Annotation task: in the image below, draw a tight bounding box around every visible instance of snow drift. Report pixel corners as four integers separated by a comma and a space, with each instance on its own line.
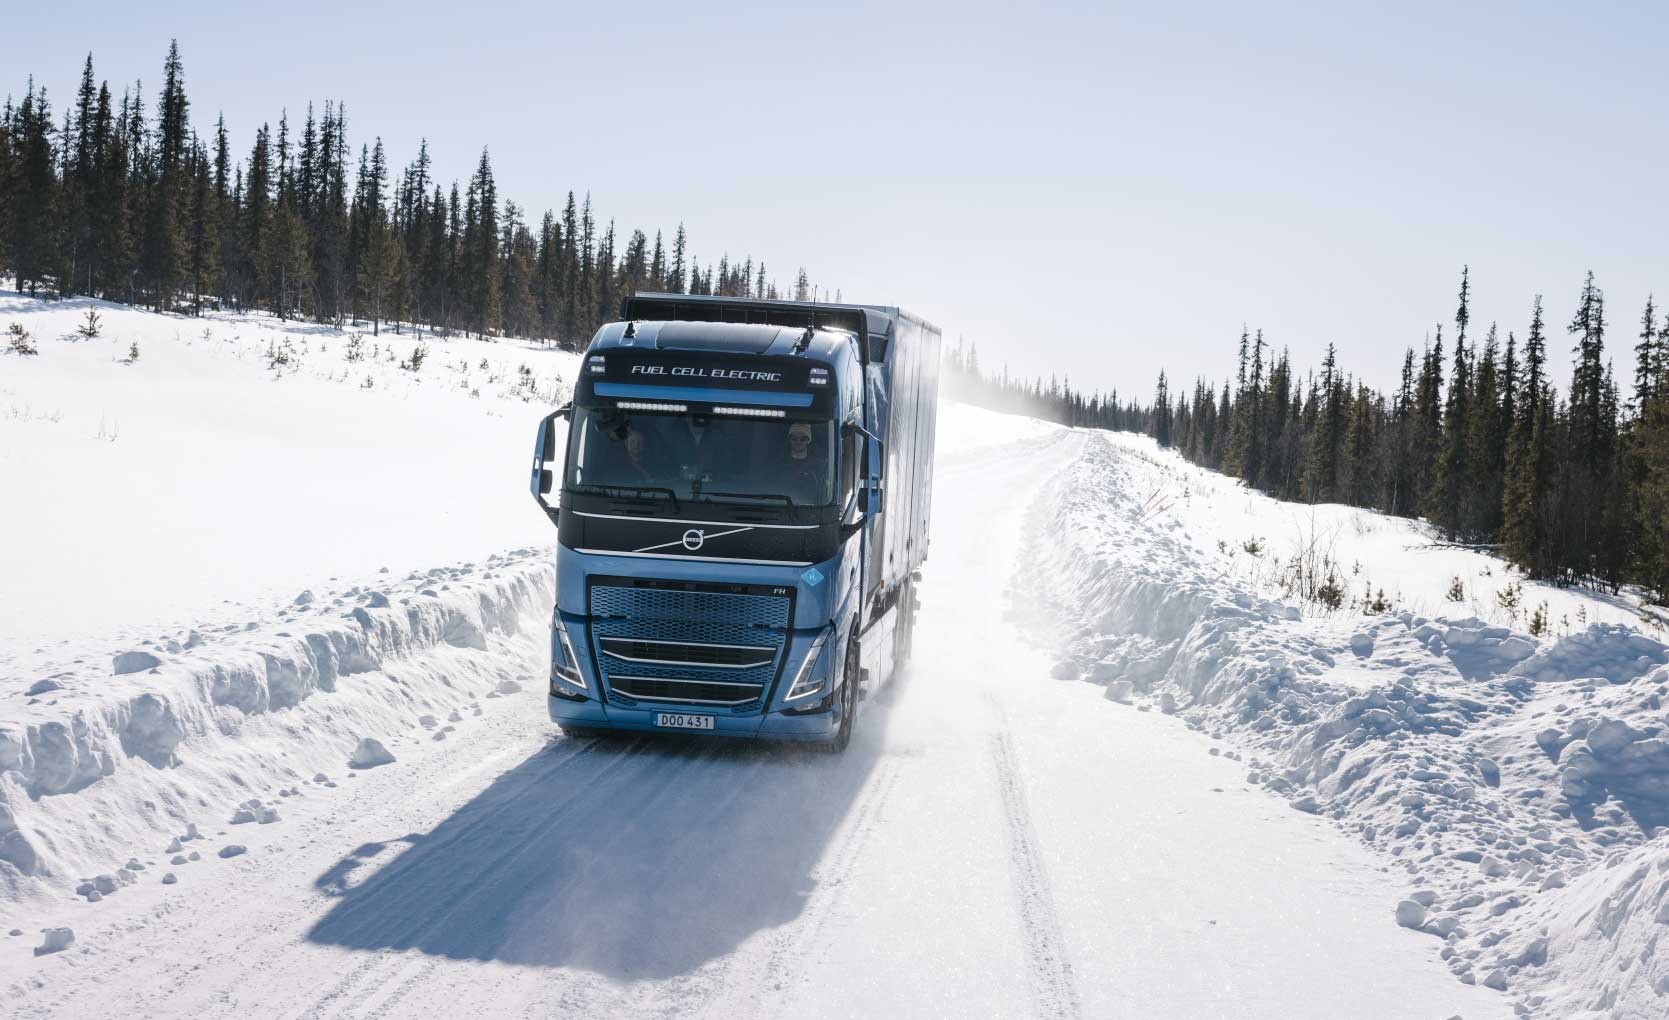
1022, 432, 1669, 1019
0, 550, 553, 901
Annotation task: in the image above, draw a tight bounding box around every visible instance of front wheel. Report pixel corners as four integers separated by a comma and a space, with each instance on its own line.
826, 632, 860, 753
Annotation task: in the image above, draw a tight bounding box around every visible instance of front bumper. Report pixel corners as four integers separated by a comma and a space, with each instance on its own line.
546, 693, 841, 742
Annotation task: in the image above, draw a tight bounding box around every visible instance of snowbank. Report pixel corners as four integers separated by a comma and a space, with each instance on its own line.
0, 548, 552, 902
1022, 433, 1669, 1019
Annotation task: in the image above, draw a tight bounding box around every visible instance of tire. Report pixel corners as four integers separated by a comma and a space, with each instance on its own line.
826, 630, 860, 754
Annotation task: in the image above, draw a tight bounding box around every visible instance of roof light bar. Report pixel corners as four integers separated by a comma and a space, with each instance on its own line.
616, 400, 689, 413
712, 406, 788, 419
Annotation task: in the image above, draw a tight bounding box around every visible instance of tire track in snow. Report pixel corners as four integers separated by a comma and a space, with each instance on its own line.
715, 749, 906, 1020
290, 733, 626, 1020
990, 730, 1083, 1020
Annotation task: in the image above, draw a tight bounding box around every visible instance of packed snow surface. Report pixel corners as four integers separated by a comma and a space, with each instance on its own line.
7, 289, 1664, 1017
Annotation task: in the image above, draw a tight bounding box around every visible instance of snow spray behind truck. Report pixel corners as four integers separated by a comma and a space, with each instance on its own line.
529, 293, 941, 751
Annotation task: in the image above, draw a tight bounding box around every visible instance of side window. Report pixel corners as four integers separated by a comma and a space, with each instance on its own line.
840, 427, 860, 508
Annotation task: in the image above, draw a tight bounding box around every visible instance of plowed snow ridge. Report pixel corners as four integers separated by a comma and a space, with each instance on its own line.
1026, 431, 1669, 1019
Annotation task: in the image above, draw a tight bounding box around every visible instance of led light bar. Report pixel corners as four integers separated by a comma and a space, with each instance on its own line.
616, 400, 689, 413
712, 406, 788, 418
587, 356, 606, 375
808, 367, 830, 387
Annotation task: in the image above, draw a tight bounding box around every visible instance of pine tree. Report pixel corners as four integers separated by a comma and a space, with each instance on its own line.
499, 203, 536, 339
422, 184, 449, 330
1462, 324, 1507, 538
0, 96, 12, 281
467, 148, 500, 336
210, 113, 234, 307
594, 218, 617, 326
356, 137, 391, 331
1151, 371, 1172, 447
141, 41, 190, 309
1501, 331, 1519, 448
9, 81, 59, 295
1554, 271, 1616, 584
1568, 270, 1608, 456
1637, 332, 1669, 598
1386, 348, 1417, 515
557, 191, 581, 341
242, 123, 271, 309
1302, 343, 1343, 502
1423, 269, 1474, 536
1636, 296, 1658, 413
62, 54, 98, 294
668, 222, 686, 294
1503, 297, 1550, 573
1412, 327, 1445, 518
1341, 385, 1377, 507
186, 135, 218, 314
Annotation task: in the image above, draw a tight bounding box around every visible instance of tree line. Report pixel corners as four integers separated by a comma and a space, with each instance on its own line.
0, 43, 821, 346
1135, 268, 1669, 605
943, 336, 1154, 434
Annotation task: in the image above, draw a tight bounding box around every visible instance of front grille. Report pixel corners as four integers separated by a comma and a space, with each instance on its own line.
608, 676, 764, 705
599, 637, 775, 669
589, 582, 792, 710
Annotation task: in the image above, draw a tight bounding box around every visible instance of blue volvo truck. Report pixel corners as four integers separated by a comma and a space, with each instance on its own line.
529, 293, 941, 751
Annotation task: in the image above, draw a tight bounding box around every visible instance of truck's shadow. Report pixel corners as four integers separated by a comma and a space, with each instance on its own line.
305, 722, 883, 980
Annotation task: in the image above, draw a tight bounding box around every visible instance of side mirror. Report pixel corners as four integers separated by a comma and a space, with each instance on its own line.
530, 410, 564, 524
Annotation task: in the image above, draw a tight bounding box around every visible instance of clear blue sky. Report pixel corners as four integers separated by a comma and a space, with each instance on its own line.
10, 1, 1667, 399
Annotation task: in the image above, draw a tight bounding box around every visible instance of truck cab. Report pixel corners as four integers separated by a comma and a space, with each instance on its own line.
530, 294, 940, 751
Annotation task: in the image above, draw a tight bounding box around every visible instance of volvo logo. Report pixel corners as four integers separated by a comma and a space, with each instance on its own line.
631, 525, 753, 556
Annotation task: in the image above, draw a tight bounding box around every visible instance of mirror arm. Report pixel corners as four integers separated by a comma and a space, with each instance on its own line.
844, 420, 879, 444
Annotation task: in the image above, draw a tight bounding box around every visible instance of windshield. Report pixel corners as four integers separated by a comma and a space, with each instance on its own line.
566, 407, 836, 506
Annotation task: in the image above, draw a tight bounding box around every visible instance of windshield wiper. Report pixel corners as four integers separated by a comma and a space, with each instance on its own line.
567, 483, 681, 512
699, 490, 797, 507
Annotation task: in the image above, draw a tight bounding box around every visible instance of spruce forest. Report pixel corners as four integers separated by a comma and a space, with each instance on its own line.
0, 44, 815, 348
1116, 268, 1669, 608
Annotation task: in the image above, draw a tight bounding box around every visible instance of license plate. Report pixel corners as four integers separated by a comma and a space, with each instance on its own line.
655, 712, 715, 730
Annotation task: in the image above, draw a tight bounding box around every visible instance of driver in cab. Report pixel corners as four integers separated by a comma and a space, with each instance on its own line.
784, 422, 824, 505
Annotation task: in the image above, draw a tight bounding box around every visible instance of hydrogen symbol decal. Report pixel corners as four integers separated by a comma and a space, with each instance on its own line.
801, 567, 826, 587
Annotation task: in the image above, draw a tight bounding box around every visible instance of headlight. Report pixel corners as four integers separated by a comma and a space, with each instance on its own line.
550, 617, 587, 694
784, 631, 831, 703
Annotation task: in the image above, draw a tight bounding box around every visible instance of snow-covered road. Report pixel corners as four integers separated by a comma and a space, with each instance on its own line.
5, 421, 1509, 1020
